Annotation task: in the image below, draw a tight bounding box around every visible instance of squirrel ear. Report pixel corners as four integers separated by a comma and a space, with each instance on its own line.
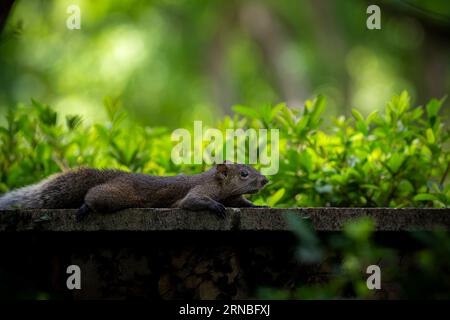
216, 163, 229, 177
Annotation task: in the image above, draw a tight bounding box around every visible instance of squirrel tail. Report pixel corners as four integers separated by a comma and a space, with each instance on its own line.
0, 183, 43, 209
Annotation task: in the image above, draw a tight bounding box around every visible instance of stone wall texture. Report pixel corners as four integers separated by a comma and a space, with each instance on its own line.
0, 208, 449, 299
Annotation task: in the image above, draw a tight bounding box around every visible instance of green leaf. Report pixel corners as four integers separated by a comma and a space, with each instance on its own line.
386, 153, 406, 173
267, 188, 285, 207
232, 105, 259, 119
295, 115, 309, 134
365, 111, 379, 125
309, 95, 326, 126
103, 96, 123, 122
32, 99, 57, 126
426, 98, 442, 118
271, 103, 285, 120
352, 109, 368, 135
386, 91, 410, 120
413, 193, 438, 201
351, 109, 364, 123
298, 150, 314, 174
426, 128, 435, 144
411, 107, 424, 120
66, 115, 83, 130
279, 104, 296, 127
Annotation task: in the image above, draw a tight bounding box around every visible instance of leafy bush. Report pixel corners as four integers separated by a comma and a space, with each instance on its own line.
0, 91, 448, 207
232, 91, 449, 207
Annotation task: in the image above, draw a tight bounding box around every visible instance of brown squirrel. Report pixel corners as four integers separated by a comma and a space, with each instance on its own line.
0, 162, 269, 221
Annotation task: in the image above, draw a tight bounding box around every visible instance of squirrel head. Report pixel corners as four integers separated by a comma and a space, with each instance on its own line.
214, 161, 269, 196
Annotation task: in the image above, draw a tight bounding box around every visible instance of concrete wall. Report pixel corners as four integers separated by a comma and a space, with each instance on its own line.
0, 208, 449, 299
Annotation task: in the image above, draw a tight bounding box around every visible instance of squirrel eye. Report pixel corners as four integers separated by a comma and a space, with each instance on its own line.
240, 171, 249, 177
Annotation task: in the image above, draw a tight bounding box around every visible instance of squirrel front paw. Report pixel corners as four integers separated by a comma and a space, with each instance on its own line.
209, 202, 226, 219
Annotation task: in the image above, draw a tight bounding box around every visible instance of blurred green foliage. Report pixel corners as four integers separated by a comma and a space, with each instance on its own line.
0, 91, 448, 208
1, 0, 449, 126
259, 216, 450, 299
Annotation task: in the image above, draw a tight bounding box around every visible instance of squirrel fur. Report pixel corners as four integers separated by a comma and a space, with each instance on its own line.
0, 162, 269, 220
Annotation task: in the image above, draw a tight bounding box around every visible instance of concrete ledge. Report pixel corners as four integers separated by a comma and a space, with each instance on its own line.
1, 207, 449, 232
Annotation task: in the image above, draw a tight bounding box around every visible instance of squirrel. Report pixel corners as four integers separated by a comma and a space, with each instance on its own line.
0, 162, 269, 221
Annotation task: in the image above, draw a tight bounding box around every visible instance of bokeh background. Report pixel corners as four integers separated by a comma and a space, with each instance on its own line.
0, 0, 449, 127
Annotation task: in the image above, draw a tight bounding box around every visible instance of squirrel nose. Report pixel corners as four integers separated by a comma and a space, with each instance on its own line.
261, 177, 269, 186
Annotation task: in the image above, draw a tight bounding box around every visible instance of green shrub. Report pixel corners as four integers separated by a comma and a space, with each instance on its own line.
0, 91, 448, 207
232, 91, 449, 207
